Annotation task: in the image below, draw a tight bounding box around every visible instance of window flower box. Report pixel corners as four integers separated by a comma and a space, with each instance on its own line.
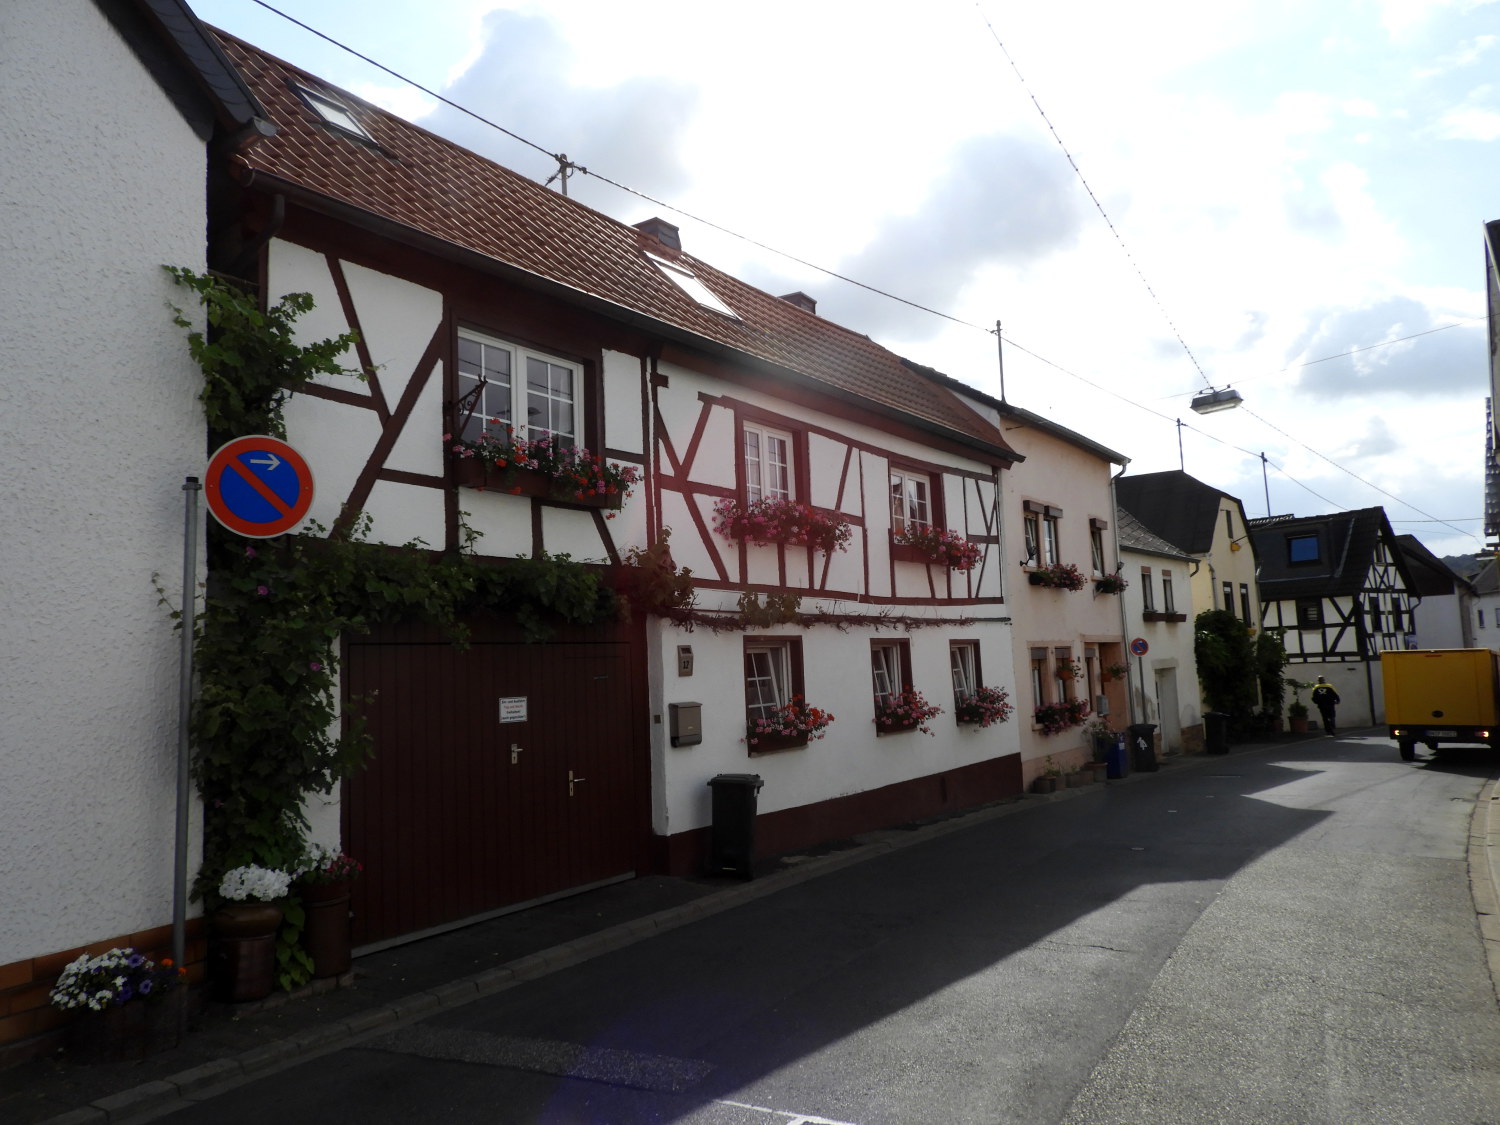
874, 687, 942, 735
1027, 562, 1087, 591
891, 526, 982, 571
1034, 698, 1090, 735
1094, 571, 1128, 595
448, 429, 641, 509
714, 497, 852, 554
955, 685, 1014, 728
746, 697, 835, 752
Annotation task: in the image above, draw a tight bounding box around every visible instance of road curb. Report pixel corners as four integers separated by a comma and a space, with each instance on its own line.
1468, 777, 1500, 1007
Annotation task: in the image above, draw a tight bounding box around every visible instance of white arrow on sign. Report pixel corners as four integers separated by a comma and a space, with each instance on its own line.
249, 453, 282, 471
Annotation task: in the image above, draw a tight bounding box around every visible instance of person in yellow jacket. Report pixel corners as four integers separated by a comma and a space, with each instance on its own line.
1310, 676, 1341, 736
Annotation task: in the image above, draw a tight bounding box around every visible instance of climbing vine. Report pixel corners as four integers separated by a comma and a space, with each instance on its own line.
166, 270, 616, 989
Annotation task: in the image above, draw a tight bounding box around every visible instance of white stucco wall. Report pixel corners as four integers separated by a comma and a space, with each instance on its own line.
1119, 548, 1203, 751
0, 1, 209, 963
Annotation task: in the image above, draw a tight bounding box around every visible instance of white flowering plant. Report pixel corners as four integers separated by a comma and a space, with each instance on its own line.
49, 947, 184, 1011
218, 864, 292, 903
297, 842, 363, 885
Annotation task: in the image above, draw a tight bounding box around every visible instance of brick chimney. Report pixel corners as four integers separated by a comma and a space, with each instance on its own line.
633, 217, 682, 253
779, 291, 817, 314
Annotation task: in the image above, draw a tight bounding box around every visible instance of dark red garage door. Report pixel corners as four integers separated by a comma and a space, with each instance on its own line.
342, 621, 647, 949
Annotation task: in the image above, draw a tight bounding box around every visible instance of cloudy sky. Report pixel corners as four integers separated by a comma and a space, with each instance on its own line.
191, 0, 1499, 559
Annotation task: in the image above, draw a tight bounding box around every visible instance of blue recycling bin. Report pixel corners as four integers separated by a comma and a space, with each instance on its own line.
1106, 735, 1130, 779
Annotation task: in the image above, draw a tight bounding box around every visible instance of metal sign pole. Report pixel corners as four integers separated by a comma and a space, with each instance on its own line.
173, 476, 201, 972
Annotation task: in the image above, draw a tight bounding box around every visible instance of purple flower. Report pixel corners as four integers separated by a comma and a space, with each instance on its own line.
256, 585, 269, 596
309, 661, 322, 671
245, 546, 257, 558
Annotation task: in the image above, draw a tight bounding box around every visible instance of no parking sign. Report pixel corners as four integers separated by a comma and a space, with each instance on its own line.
204, 436, 314, 538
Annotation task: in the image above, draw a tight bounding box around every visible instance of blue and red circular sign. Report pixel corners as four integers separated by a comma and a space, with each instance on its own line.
1129, 637, 1150, 657
204, 436, 314, 538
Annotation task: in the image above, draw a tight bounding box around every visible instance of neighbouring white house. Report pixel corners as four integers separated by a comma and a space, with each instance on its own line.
0, 0, 268, 1058
208, 29, 1027, 953
1394, 534, 1473, 650
1466, 557, 1500, 651
1115, 509, 1203, 754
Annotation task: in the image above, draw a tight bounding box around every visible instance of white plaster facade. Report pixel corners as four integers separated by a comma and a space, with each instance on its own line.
1116, 522, 1202, 755
0, 0, 211, 966
993, 410, 1129, 780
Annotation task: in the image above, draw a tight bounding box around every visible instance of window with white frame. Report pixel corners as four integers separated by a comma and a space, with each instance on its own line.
1023, 512, 1041, 565
745, 638, 798, 722
1043, 514, 1060, 565
871, 639, 910, 709
1141, 567, 1155, 611
457, 331, 579, 447
890, 469, 931, 534
1030, 647, 1048, 706
1090, 522, 1106, 575
743, 423, 792, 503
950, 642, 979, 706
293, 84, 374, 142
1162, 570, 1176, 614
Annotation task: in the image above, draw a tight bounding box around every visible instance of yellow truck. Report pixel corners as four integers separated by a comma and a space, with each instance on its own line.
1381, 648, 1500, 761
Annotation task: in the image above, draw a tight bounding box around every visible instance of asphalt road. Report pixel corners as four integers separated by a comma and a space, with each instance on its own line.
161, 735, 1500, 1124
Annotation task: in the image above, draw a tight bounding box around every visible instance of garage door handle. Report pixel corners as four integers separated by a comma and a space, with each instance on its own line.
569, 770, 586, 797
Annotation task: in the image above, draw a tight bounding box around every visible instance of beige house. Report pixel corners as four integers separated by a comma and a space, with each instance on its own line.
1115, 470, 1262, 638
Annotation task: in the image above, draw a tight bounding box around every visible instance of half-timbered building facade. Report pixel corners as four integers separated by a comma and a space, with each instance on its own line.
213, 32, 1026, 948
1250, 508, 1415, 727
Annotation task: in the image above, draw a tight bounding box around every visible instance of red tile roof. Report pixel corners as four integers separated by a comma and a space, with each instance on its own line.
215, 31, 1017, 461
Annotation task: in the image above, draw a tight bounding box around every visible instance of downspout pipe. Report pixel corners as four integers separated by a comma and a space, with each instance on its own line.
1109, 463, 1134, 724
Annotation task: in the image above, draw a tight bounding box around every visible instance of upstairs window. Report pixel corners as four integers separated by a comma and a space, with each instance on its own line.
890, 469, 932, 534
1288, 534, 1320, 564
1240, 584, 1252, 626
743, 423, 793, 503
1141, 568, 1155, 611
1043, 514, 1060, 565
1162, 570, 1176, 614
457, 331, 580, 447
1023, 512, 1041, 565
1090, 520, 1107, 575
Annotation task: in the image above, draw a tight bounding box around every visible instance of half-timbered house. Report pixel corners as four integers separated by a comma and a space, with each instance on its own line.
1250, 508, 1415, 727
212, 32, 1026, 950
1394, 534, 1473, 649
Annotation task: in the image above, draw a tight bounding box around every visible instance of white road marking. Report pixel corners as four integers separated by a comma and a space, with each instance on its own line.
716, 1097, 866, 1124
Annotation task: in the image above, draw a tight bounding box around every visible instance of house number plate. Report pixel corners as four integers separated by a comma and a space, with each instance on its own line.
499, 697, 528, 724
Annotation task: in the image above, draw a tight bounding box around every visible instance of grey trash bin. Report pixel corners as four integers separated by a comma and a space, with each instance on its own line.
1204, 711, 1230, 755
1128, 723, 1158, 772
707, 773, 763, 878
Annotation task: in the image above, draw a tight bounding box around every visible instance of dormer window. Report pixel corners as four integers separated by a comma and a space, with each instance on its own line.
645, 252, 739, 319
293, 84, 373, 142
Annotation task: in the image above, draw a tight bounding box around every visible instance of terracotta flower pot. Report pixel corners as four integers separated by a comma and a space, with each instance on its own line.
210, 902, 283, 1003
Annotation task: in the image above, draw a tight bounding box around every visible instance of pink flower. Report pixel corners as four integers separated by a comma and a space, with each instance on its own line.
256, 585, 269, 596
244, 546, 257, 558
309, 661, 322, 671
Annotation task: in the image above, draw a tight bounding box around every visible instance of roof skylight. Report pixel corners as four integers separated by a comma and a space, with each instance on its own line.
294, 84, 373, 142
645, 252, 738, 319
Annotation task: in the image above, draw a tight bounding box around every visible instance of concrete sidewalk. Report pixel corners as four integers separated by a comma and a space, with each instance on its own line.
5, 731, 1491, 1125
